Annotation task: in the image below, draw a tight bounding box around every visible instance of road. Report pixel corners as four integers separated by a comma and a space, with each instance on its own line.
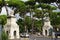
9, 34, 60, 40
29, 34, 60, 40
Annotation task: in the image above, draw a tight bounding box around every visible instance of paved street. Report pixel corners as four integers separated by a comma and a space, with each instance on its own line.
20, 38, 29, 40
9, 34, 60, 40
29, 37, 60, 40
29, 34, 60, 40
9, 38, 29, 40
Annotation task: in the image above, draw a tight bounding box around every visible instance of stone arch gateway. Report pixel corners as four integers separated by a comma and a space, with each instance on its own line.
42, 17, 53, 36
4, 10, 20, 39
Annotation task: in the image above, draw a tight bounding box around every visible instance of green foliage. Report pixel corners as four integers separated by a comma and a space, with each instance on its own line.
0, 0, 2, 2
25, 16, 31, 25
1, 31, 8, 40
0, 0, 58, 33
0, 15, 7, 25
17, 16, 32, 32
40, 3, 49, 9
25, 0, 35, 6
40, 3, 57, 10
50, 12, 60, 26
35, 0, 56, 3
17, 16, 42, 32
25, 0, 36, 9
7, 0, 20, 7
33, 9, 42, 18
49, 5, 57, 10
34, 20, 42, 32
17, 19, 25, 33
41, 0, 56, 3
25, 16, 32, 31
7, 0, 27, 13
0, 0, 2, 5
34, 4, 40, 8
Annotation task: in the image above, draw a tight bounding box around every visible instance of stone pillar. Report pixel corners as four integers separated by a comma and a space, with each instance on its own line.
43, 29, 45, 36
16, 29, 19, 39
9, 30, 14, 39
47, 30, 49, 36
9, 29, 20, 39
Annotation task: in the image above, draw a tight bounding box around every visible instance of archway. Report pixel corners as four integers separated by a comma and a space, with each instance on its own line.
6, 31, 9, 35
45, 30, 47, 36
14, 31, 16, 38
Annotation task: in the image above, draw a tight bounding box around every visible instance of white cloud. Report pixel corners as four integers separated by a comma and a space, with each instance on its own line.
53, 8, 60, 12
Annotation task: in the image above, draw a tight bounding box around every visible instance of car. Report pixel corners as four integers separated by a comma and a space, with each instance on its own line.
20, 33, 29, 38
55, 31, 60, 36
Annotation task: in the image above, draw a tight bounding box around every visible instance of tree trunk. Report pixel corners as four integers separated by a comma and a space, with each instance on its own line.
30, 8, 34, 34
23, 12, 27, 33
32, 18, 34, 34
41, 9, 44, 35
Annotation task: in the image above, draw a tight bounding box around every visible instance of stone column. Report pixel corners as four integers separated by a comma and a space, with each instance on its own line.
16, 30, 19, 39
43, 29, 45, 36
47, 30, 49, 36
9, 29, 14, 39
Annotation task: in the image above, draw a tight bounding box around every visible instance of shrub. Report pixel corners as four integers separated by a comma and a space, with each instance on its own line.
1, 31, 8, 40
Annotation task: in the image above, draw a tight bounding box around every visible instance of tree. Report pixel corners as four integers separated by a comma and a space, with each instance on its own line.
25, 0, 36, 33
0, 15, 7, 28
35, 0, 57, 3
33, 1, 57, 35
33, 9, 43, 18
0, 0, 2, 6
0, 15, 7, 40
17, 19, 25, 33
34, 20, 42, 32
24, 0, 57, 34
17, 16, 32, 33
7, 0, 27, 14
50, 12, 60, 31
24, 16, 32, 32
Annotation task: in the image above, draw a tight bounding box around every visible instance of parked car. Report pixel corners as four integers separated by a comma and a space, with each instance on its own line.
55, 31, 60, 38
20, 33, 29, 38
